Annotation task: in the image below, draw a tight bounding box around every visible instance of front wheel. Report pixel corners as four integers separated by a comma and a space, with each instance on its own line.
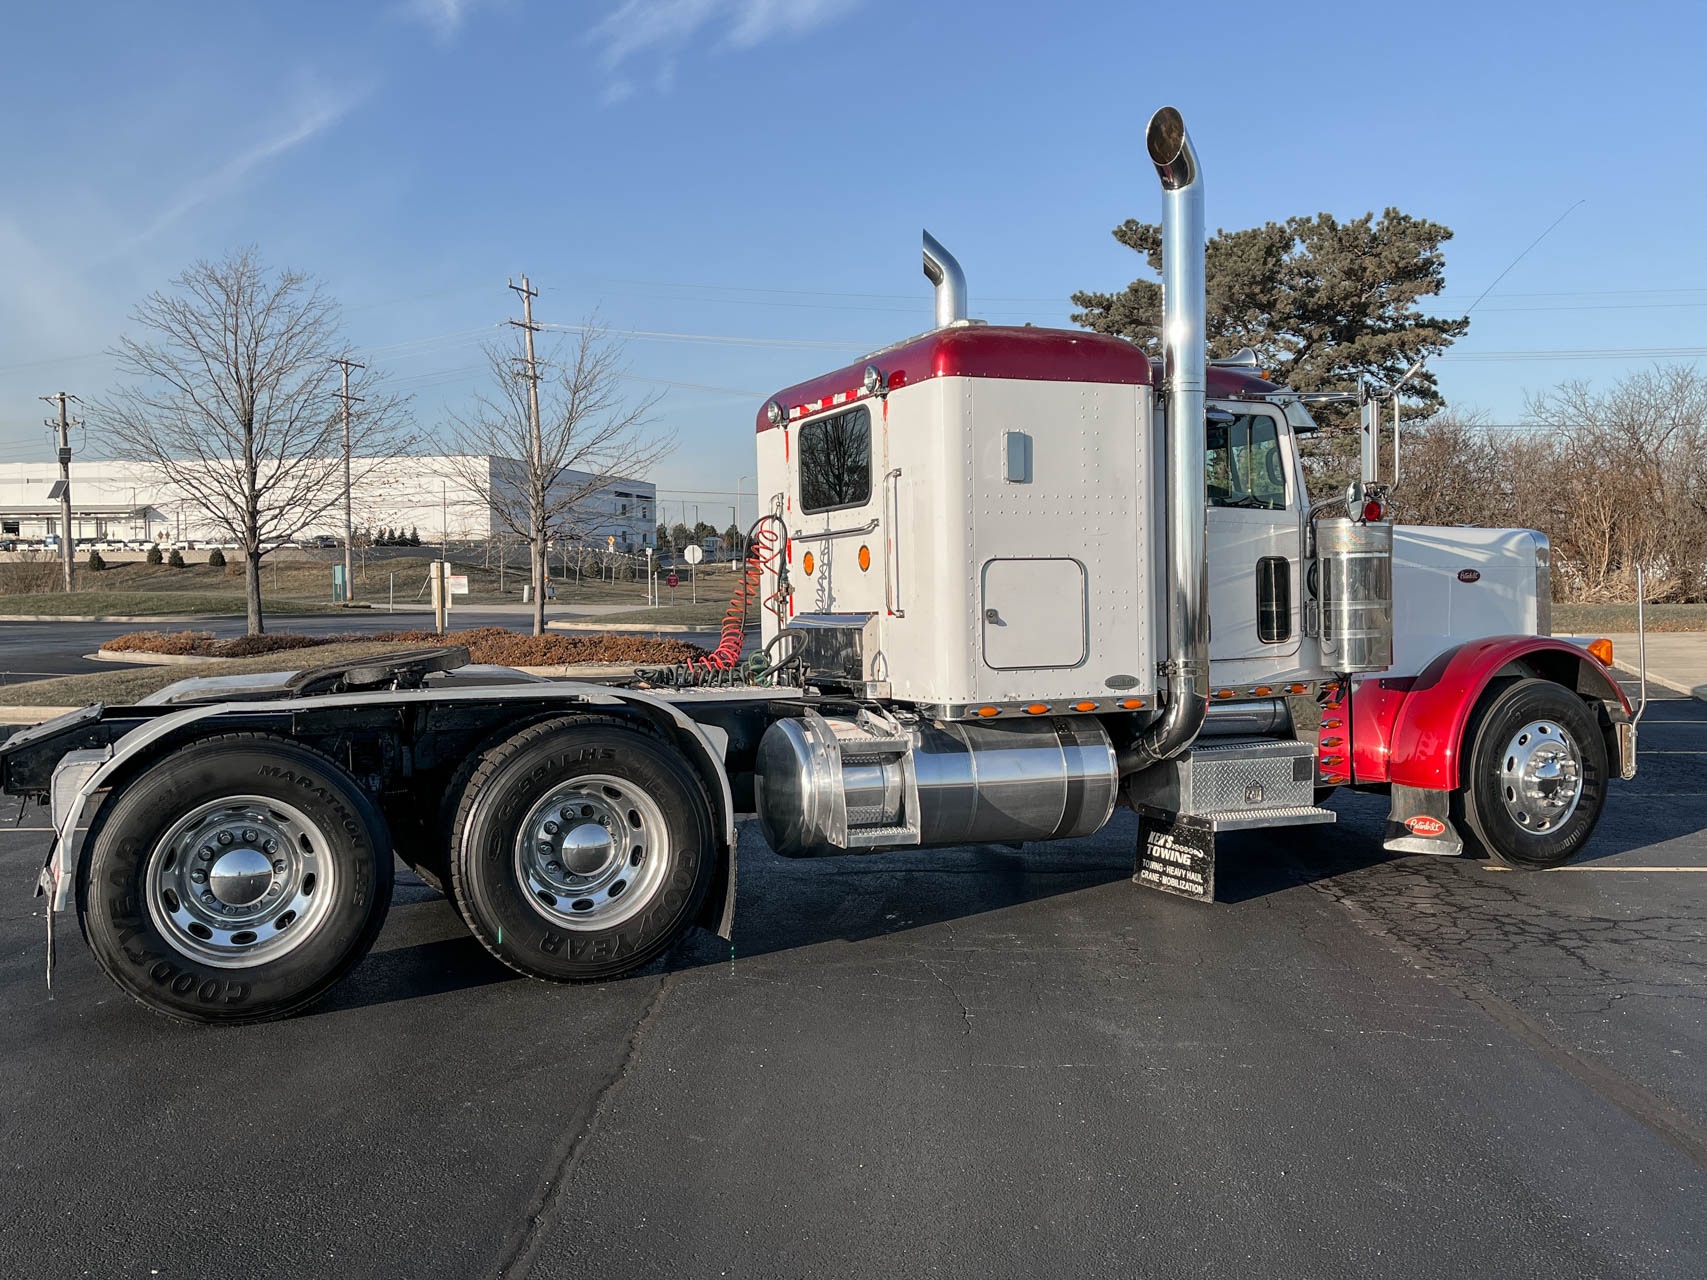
449, 716, 717, 982
78, 734, 394, 1024
1453, 678, 1608, 868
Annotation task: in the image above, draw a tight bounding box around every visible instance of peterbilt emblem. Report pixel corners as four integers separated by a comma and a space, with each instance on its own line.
1405, 815, 1447, 837
1104, 674, 1140, 690
1457, 569, 1481, 583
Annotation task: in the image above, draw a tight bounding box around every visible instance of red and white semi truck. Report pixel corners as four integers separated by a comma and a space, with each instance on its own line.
0, 108, 1638, 1024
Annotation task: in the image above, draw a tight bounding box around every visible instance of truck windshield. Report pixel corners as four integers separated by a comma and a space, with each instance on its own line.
1206, 413, 1286, 510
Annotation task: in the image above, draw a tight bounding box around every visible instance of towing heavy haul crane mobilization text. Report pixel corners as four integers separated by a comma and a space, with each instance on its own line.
1, 109, 1642, 1023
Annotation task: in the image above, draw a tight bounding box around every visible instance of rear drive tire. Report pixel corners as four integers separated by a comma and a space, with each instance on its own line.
1452, 678, 1607, 868
450, 716, 716, 982
77, 734, 393, 1025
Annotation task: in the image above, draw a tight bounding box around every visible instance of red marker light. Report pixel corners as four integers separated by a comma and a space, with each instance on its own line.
1362, 499, 1383, 522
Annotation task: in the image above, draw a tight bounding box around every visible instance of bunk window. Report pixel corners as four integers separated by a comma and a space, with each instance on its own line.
798, 406, 873, 513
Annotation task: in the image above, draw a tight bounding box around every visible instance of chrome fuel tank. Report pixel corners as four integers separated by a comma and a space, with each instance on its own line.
754, 712, 1118, 857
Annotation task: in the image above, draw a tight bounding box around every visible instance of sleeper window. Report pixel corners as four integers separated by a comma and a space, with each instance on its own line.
798, 406, 872, 513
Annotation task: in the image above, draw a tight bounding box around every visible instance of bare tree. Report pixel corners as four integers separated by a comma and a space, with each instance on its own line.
443, 322, 671, 634
95, 249, 409, 633
1397, 366, 1707, 603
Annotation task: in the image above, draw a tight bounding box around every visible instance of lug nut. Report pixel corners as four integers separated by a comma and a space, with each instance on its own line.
201, 890, 217, 905
544, 821, 560, 836
217, 831, 233, 846
242, 828, 258, 843
191, 869, 208, 884
272, 860, 286, 874
547, 860, 562, 873
559, 807, 575, 822
537, 841, 553, 855
198, 846, 215, 861
263, 838, 277, 854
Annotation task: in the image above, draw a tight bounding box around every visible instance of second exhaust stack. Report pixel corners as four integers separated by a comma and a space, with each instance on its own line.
1123, 105, 1209, 770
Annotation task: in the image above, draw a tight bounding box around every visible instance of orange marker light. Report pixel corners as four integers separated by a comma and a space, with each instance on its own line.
857, 544, 871, 571
1215, 689, 1234, 700
1025, 704, 1049, 715
802, 551, 815, 575
1253, 685, 1273, 696
976, 706, 1000, 717
1587, 637, 1614, 666
1120, 698, 1144, 710
1073, 701, 1097, 712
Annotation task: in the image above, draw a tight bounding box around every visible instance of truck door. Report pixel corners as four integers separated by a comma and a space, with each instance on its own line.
1206, 404, 1302, 662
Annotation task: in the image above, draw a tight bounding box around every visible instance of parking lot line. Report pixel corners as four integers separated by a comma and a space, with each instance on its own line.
1483, 864, 1707, 872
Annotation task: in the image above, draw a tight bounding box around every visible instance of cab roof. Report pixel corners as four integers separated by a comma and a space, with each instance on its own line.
757, 325, 1283, 430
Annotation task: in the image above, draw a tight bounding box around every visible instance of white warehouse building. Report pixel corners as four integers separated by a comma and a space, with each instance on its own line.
0, 456, 656, 550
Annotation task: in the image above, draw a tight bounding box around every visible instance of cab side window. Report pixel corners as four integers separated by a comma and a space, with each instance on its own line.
799, 406, 872, 513
1206, 413, 1286, 510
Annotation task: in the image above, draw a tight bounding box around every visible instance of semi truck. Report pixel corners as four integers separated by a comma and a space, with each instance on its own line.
0, 108, 1640, 1024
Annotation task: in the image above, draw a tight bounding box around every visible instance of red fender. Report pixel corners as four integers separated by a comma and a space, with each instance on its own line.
1327, 636, 1631, 791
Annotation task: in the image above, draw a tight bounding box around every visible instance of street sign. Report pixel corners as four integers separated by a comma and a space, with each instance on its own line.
683, 543, 704, 565
448, 574, 469, 596
667, 572, 679, 589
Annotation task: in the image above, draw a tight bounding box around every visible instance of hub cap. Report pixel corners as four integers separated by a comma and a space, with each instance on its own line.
514, 774, 669, 930
1497, 719, 1583, 834
145, 795, 336, 967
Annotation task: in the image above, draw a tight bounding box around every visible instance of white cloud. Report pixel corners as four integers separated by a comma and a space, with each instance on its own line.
590, 0, 863, 84
398, 0, 496, 42
122, 87, 364, 250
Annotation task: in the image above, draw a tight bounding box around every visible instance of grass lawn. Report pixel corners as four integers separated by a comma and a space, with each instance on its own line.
0, 642, 407, 708
1551, 602, 1707, 633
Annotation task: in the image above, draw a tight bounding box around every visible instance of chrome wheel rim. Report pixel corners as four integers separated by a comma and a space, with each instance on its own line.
513, 774, 669, 930
144, 795, 337, 968
1497, 718, 1583, 833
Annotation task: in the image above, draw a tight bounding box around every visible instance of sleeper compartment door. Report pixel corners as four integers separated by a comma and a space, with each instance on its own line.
980, 558, 1087, 670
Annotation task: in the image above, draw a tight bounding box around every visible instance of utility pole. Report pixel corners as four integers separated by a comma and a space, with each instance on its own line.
40, 392, 79, 592
331, 357, 364, 603
508, 275, 546, 635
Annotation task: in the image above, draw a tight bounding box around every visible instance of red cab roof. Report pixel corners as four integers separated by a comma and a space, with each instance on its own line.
757, 325, 1152, 432
757, 324, 1285, 430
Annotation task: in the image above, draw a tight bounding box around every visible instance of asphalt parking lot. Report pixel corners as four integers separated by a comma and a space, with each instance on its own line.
1, 678, 1703, 1279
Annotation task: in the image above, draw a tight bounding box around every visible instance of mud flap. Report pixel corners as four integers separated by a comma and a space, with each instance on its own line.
697, 838, 738, 940
1134, 810, 1217, 902
1383, 783, 1463, 856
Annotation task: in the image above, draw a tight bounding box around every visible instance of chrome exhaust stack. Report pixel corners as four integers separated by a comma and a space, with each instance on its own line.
922, 230, 968, 328
1122, 106, 1209, 772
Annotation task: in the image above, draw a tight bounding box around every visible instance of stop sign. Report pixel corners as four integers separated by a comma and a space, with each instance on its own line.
667, 572, 679, 589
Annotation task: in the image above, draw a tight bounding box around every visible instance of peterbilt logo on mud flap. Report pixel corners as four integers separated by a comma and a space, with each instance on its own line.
1405, 815, 1448, 837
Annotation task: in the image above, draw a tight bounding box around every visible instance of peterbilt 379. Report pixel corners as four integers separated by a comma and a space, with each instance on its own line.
0, 108, 1637, 1024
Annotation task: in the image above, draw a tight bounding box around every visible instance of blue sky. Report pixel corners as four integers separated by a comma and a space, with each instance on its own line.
2, 0, 1703, 526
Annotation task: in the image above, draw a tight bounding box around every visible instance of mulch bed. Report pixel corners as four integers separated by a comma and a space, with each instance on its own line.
103, 628, 706, 666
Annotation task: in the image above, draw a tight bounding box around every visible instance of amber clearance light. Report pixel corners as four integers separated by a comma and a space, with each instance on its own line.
1587, 637, 1614, 666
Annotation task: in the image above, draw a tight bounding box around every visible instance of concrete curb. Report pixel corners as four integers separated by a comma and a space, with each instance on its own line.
1612, 658, 1704, 702
0, 706, 77, 723
546, 619, 756, 635
91, 649, 211, 666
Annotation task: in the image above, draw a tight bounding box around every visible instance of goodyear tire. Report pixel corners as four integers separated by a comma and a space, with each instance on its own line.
1453, 678, 1608, 868
450, 716, 716, 982
77, 734, 393, 1025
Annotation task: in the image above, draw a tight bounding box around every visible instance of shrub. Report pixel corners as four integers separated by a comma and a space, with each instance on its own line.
145, 545, 163, 565
86, 550, 106, 572
167, 548, 186, 568
206, 547, 226, 568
